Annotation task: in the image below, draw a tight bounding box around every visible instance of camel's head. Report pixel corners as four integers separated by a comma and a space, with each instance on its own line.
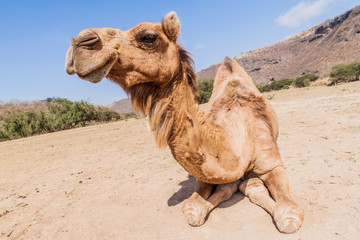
65, 12, 181, 88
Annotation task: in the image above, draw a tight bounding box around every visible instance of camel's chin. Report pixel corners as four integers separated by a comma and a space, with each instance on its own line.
78, 69, 106, 83
77, 54, 117, 83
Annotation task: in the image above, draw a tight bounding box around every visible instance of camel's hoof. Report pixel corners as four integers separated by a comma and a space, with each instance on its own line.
274, 202, 304, 234
182, 201, 207, 227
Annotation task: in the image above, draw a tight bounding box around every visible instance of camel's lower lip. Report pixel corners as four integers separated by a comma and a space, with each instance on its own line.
77, 53, 117, 83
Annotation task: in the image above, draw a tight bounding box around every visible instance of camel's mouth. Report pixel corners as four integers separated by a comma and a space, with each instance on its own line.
77, 52, 118, 83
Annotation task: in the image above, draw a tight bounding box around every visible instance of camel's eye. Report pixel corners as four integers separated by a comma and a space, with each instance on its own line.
139, 34, 158, 44
78, 36, 99, 46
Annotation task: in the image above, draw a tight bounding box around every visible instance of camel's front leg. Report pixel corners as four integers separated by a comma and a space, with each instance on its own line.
182, 180, 214, 226
258, 166, 304, 234
239, 176, 276, 215
182, 179, 239, 226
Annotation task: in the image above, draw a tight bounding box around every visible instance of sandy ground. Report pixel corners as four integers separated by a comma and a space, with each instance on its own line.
1, 82, 360, 240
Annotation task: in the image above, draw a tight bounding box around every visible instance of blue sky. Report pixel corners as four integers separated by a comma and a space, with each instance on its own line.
0, 0, 358, 105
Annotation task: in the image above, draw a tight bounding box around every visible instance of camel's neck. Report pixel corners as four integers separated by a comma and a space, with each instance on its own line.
128, 52, 244, 183
126, 47, 200, 149
146, 69, 213, 179
147, 68, 200, 148
145, 72, 244, 183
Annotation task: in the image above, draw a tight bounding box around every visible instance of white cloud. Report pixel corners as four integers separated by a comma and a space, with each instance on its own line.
276, 0, 337, 28
194, 44, 206, 49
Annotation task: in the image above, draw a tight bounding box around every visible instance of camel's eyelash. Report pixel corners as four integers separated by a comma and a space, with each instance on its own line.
78, 37, 99, 46
139, 34, 158, 44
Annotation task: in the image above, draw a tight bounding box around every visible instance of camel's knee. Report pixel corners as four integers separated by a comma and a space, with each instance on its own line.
247, 187, 270, 205
193, 180, 214, 200
214, 181, 239, 200
239, 177, 276, 214
239, 177, 265, 195
216, 186, 233, 200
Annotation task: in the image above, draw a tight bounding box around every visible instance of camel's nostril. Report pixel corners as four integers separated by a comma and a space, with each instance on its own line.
71, 29, 100, 47
65, 64, 75, 75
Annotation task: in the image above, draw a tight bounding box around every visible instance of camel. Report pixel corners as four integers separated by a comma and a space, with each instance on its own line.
65, 12, 304, 233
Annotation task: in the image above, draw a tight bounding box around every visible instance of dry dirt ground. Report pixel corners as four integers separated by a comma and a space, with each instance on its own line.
1, 82, 360, 240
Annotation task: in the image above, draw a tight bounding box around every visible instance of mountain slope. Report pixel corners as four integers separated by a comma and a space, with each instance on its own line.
197, 5, 360, 84
107, 98, 134, 114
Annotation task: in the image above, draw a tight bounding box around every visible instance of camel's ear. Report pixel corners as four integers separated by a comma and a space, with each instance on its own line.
162, 11, 180, 42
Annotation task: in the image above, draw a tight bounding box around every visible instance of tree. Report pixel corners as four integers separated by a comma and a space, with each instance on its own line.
330, 62, 360, 84
197, 78, 214, 104
96, 108, 121, 122
295, 74, 318, 88
257, 79, 294, 92
48, 98, 73, 130
0, 98, 127, 141
1, 110, 51, 139
270, 78, 295, 90
67, 101, 98, 127
0, 129, 8, 141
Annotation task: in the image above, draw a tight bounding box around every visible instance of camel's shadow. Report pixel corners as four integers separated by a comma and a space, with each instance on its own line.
167, 174, 245, 208
167, 174, 196, 206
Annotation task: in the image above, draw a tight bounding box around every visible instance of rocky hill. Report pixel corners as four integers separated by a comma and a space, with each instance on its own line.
197, 5, 360, 85
107, 98, 134, 114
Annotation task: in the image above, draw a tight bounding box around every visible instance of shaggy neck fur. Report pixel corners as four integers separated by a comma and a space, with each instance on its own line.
128, 47, 199, 148
121, 46, 223, 181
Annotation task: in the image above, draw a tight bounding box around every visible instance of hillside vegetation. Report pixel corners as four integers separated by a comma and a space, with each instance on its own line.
196, 78, 214, 104
197, 61, 360, 102
329, 61, 360, 84
0, 99, 136, 142
256, 74, 319, 92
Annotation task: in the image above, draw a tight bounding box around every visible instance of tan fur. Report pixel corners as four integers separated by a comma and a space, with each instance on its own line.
162, 11, 181, 42
65, 12, 303, 234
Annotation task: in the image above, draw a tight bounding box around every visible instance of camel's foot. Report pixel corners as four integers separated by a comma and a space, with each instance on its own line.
273, 202, 304, 234
182, 198, 209, 227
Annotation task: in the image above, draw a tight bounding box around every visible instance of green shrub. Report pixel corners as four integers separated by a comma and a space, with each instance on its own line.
266, 94, 275, 100
294, 74, 318, 88
295, 78, 310, 88
255, 84, 263, 92
67, 101, 98, 127
48, 99, 100, 129
48, 98, 73, 130
197, 78, 214, 104
330, 62, 360, 84
270, 78, 294, 90
261, 84, 271, 92
257, 78, 294, 92
120, 112, 138, 120
0, 129, 9, 141
97, 108, 121, 122
1, 110, 51, 139
0, 98, 130, 141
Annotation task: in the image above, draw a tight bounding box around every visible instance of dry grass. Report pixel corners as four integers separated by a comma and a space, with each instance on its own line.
309, 77, 331, 87
0, 101, 49, 121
